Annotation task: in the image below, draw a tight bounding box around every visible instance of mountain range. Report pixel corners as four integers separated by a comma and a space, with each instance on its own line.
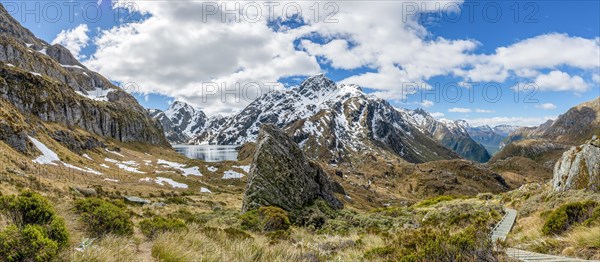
150, 75, 521, 163
489, 97, 600, 179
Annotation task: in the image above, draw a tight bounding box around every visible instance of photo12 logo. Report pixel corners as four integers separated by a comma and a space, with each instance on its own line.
402, 1, 539, 24
399, 81, 540, 104
2, 1, 140, 23
200, 1, 339, 23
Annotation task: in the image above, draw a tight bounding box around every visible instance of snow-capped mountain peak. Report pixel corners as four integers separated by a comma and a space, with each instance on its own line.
150, 101, 207, 144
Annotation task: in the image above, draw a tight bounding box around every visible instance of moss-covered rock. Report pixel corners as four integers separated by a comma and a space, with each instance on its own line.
241, 124, 343, 212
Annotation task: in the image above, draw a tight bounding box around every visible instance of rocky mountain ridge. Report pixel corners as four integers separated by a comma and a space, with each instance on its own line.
149, 101, 207, 144
178, 74, 462, 163
398, 108, 491, 162
0, 4, 168, 149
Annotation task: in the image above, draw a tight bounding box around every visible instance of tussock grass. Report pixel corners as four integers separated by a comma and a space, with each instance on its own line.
151, 224, 302, 262
70, 235, 138, 262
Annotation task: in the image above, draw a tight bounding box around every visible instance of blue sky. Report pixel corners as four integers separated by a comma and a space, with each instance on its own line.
4, 0, 599, 126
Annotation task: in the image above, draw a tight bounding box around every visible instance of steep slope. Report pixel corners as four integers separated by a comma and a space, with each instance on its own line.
399, 108, 491, 162
491, 97, 600, 178
0, 4, 168, 148
192, 74, 460, 163
150, 101, 207, 144
502, 97, 599, 147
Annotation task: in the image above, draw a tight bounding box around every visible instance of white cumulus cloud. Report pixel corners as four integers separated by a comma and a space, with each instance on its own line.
448, 107, 472, 113
430, 112, 445, 118
420, 100, 434, 108
534, 70, 589, 92
535, 103, 557, 110
52, 24, 90, 59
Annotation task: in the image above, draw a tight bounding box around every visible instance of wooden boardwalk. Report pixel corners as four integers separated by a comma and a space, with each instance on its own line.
491, 208, 599, 262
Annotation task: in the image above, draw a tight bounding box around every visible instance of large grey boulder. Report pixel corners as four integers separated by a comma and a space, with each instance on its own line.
242, 124, 343, 212
552, 136, 600, 192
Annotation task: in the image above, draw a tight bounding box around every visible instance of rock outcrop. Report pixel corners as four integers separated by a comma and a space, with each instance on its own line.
552, 136, 600, 192
242, 124, 343, 212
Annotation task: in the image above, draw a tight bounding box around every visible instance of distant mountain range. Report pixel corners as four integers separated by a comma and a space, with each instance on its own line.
150, 75, 522, 163
490, 97, 600, 175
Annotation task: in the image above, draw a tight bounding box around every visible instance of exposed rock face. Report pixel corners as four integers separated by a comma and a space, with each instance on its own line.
553, 137, 600, 192
242, 124, 343, 212
0, 4, 169, 147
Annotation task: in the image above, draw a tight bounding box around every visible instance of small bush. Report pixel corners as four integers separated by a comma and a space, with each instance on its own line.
164, 197, 188, 205
364, 246, 395, 260
368, 226, 496, 262
0, 191, 69, 261
140, 216, 187, 239
74, 198, 133, 237
240, 206, 290, 232
542, 201, 597, 235
168, 208, 203, 224
290, 200, 339, 230
583, 206, 600, 227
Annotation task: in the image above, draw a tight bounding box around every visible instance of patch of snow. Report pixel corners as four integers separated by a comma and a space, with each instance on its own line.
157, 159, 202, 177
38, 48, 47, 55
6, 63, 14, 67
104, 178, 119, 182
116, 163, 145, 174
222, 170, 244, 179
100, 164, 110, 168
76, 88, 114, 102
200, 187, 212, 193
140, 177, 188, 189
121, 160, 138, 166
29, 136, 60, 165
62, 162, 102, 175
232, 165, 250, 173
105, 148, 124, 157
82, 154, 93, 160
28, 136, 102, 174
60, 64, 83, 70
156, 177, 188, 188
30, 71, 42, 77
104, 158, 119, 163
26, 43, 33, 47
207, 166, 218, 172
